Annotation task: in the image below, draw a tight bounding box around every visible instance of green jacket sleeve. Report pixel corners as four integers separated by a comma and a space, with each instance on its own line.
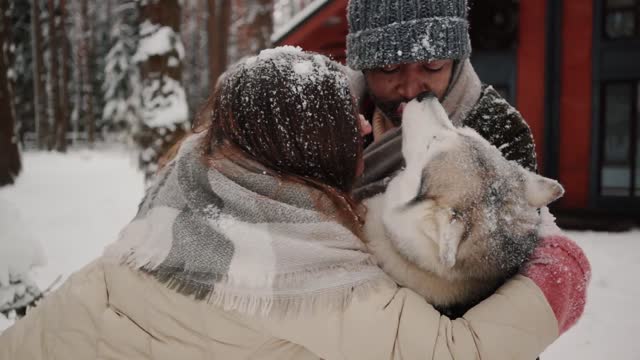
464, 86, 538, 173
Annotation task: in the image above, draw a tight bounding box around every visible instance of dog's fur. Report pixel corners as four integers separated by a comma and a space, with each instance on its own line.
363, 94, 564, 317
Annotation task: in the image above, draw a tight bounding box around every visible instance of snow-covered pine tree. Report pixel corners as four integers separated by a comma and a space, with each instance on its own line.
0, 195, 45, 319
133, 0, 188, 180
102, 0, 141, 135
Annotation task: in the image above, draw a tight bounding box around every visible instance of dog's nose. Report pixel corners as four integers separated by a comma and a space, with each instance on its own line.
416, 91, 436, 102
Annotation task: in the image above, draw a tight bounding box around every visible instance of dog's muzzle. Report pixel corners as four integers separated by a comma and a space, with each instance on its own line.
416, 91, 437, 102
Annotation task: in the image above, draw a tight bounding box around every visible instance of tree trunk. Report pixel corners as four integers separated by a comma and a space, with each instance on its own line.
47, 0, 63, 151
207, 0, 231, 89
182, 0, 194, 113
0, 0, 21, 186
31, 0, 50, 149
196, 0, 208, 100
80, 0, 95, 145
57, 0, 70, 152
232, 0, 273, 62
181, 1, 190, 76
251, 0, 273, 53
105, 0, 112, 35
191, 0, 201, 97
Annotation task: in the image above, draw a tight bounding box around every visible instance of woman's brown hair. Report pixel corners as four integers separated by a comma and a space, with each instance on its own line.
200, 49, 364, 226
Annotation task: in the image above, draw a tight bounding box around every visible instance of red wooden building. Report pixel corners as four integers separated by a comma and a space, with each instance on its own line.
274, 0, 640, 228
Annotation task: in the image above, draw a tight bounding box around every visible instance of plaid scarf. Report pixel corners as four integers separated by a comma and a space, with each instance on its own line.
104, 132, 389, 316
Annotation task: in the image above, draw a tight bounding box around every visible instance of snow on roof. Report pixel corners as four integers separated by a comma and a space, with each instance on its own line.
271, 0, 332, 44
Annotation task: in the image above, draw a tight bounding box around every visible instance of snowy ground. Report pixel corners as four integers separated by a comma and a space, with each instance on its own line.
0, 146, 144, 331
0, 147, 639, 359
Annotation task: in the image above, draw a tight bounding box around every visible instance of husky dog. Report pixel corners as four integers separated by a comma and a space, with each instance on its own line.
363, 93, 564, 317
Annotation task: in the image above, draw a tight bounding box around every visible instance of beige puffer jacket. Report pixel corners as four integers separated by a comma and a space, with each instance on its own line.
0, 258, 557, 359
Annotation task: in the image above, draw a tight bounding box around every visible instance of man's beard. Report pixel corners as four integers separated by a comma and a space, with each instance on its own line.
369, 94, 404, 127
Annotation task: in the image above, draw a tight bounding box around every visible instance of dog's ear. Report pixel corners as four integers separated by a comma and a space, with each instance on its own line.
434, 208, 464, 268
524, 171, 565, 208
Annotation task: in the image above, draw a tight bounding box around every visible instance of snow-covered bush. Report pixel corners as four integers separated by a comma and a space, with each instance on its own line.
0, 198, 46, 318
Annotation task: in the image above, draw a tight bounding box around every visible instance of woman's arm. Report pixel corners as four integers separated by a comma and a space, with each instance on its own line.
249, 274, 558, 360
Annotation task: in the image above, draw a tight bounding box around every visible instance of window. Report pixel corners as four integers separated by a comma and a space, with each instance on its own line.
600, 81, 640, 196
469, 0, 519, 51
467, 0, 519, 104
604, 0, 640, 39
636, 83, 640, 194
595, 0, 640, 207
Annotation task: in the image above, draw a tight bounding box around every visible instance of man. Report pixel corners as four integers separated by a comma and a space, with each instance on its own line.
346, 0, 536, 199
345, 0, 590, 350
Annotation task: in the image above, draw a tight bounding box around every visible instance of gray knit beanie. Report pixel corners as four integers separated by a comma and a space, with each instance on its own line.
346, 0, 471, 70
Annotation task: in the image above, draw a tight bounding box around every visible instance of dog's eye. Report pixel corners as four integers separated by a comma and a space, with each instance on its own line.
450, 209, 463, 222
406, 175, 428, 206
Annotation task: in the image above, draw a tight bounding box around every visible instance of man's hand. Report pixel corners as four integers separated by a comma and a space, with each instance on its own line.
371, 108, 397, 142
358, 114, 372, 137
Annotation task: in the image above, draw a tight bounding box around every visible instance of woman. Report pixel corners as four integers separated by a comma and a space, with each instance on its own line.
0, 48, 588, 359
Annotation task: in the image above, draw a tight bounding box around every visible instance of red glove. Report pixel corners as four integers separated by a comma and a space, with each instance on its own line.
522, 235, 591, 335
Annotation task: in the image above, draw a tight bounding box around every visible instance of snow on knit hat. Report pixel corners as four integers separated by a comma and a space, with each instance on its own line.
346, 0, 471, 70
